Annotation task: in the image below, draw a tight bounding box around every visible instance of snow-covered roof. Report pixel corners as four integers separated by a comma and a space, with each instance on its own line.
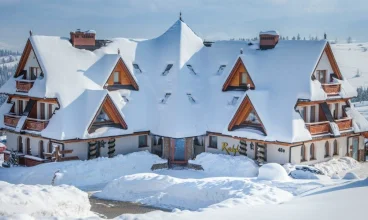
0, 19, 365, 142
259, 30, 279, 36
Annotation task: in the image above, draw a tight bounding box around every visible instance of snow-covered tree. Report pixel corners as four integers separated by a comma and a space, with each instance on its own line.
347, 36, 353, 43
297, 34, 301, 40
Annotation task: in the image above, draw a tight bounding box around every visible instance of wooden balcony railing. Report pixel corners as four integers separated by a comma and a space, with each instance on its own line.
16, 80, 35, 93
4, 114, 21, 127
24, 118, 49, 131
336, 118, 352, 131
305, 121, 330, 135
321, 83, 341, 96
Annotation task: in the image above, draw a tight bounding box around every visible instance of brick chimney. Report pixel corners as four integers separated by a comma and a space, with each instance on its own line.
70, 29, 96, 47
259, 31, 279, 50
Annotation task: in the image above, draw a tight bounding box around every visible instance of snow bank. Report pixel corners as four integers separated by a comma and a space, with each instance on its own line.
0, 151, 166, 189
284, 164, 328, 180
189, 153, 259, 177
258, 163, 290, 181
95, 173, 292, 211
0, 181, 94, 218
314, 157, 360, 177
343, 172, 360, 180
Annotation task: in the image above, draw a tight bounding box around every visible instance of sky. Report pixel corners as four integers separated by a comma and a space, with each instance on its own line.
0, 0, 368, 51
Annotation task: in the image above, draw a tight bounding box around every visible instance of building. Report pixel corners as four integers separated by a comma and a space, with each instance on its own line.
0, 19, 367, 166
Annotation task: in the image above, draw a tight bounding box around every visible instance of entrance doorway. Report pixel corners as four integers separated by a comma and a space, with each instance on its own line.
174, 138, 185, 161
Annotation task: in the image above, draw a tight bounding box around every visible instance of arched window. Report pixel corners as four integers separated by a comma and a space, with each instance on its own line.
26, 137, 31, 155
333, 140, 338, 156
39, 140, 44, 159
324, 141, 330, 158
310, 143, 315, 160
48, 141, 53, 153
17, 136, 23, 153
301, 145, 306, 161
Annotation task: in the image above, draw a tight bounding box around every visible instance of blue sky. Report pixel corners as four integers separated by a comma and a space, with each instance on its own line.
1, 0, 368, 50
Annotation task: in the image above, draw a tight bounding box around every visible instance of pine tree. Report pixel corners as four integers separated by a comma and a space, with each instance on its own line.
297, 34, 301, 40
347, 36, 352, 43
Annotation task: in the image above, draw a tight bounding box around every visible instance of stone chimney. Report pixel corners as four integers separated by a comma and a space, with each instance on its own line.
259, 30, 279, 50
70, 29, 96, 47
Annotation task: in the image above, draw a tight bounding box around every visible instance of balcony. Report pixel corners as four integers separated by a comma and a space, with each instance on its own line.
321, 83, 341, 96
23, 118, 49, 131
4, 114, 21, 127
16, 79, 35, 93
336, 118, 352, 131
305, 121, 330, 135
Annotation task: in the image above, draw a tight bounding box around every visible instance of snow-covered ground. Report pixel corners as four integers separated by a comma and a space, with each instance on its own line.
0, 151, 367, 219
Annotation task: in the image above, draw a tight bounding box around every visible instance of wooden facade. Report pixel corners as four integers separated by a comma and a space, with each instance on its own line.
305, 121, 330, 135
106, 58, 139, 91
16, 80, 35, 93
321, 83, 341, 95
222, 58, 255, 91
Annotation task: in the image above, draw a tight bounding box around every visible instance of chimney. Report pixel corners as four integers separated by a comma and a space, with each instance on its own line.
70, 29, 96, 47
259, 30, 279, 50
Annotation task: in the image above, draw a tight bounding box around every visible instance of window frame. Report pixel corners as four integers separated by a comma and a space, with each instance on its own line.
113, 71, 120, 84
208, 136, 218, 149
138, 135, 148, 148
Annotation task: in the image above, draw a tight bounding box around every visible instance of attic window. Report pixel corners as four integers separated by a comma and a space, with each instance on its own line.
160, 93, 171, 104
122, 95, 129, 103
229, 96, 239, 105
133, 64, 142, 73
217, 65, 226, 75
187, 65, 197, 75
187, 93, 196, 104
162, 64, 173, 76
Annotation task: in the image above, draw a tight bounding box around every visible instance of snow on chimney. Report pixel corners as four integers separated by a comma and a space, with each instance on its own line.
259, 30, 279, 50
70, 29, 96, 47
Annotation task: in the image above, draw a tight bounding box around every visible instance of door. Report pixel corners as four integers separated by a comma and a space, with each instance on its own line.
352, 137, 359, 160
174, 139, 185, 161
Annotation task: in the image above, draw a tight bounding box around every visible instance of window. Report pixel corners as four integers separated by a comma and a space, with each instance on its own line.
40, 103, 45, 120
209, 136, 217, 148
334, 103, 339, 119
310, 106, 316, 123
187, 64, 197, 75
187, 93, 196, 104
18, 100, 23, 115
160, 93, 171, 104
299, 107, 306, 121
240, 72, 247, 85
324, 141, 330, 158
133, 64, 142, 73
333, 140, 338, 156
229, 96, 239, 106
96, 109, 111, 122
162, 64, 173, 75
244, 110, 261, 124
48, 141, 53, 153
48, 104, 53, 119
113, 71, 120, 84
217, 65, 226, 75
301, 145, 306, 161
29, 67, 40, 80
138, 135, 148, 148
18, 136, 23, 153
39, 140, 44, 159
310, 143, 315, 160
316, 70, 326, 83
26, 137, 31, 155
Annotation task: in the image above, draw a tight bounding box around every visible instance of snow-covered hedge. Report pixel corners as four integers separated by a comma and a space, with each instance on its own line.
0, 181, 94, 218
95, 173, 292, 210
189, 153, 259, 177
258, 163, 290, 181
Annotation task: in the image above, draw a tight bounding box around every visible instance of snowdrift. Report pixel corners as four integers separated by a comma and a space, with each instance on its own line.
258, 163, 290, 181
95, 173, 292, 210
189, 153, 259, 177
0, 181, 94, 218
314, 157, 360, 177
0, 151, 166, 189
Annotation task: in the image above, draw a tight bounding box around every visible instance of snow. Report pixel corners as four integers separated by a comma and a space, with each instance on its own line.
0, 181, 94, 218
259, 30, 279, 36
314, 157, 360, 176
0, 151, 165, 189
257, 163, 290, 181
188, 153, 259, 177
1, 20, 363, 143
95, 173, 293, 211
342, 172, 360, 180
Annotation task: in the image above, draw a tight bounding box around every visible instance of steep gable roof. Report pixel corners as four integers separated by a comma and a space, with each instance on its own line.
223, 57, 255, 91
14, 39, 43, 78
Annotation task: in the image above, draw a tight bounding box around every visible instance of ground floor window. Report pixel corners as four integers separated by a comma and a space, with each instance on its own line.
138, 135, 148, 148
209, 136, 217, 149
301, 145, 306, 161
39, 140, 44, 159
26, 137, 31, 155
324, 141, 330, 158
17, 136, 23, 153
48, 141, 53, 153
310, 143, 315, 160
333, 140, 338, 156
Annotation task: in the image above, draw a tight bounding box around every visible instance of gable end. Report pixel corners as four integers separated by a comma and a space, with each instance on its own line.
222, 58, 255, 91
105, 58, 139, 91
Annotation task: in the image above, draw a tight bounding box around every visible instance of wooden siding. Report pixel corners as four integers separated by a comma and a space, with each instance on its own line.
16, 80, 35, 93
336, 118, 352, 131
23, 118, 49, 131
4, 114, 21, 127
223, 58, 255, 91
106, 58, 139, 90
305, 121, 330, 135
321, 83, 341, 95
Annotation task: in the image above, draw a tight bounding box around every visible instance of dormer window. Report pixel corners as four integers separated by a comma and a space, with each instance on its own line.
161, 93, 171, 104
162, 64, 173, 76
29, 67, 40, 80
133, 64, 142, 73
217, 65, 226, 75
229, 96, 239, 106
187, 93, 196, 104
315, 70, 327, 83
187, 64, 197, 75
222, 58, 255, 91
113, 71, 120, 84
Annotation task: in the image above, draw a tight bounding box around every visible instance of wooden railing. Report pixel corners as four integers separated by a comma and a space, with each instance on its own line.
16, 79, 35, 93
4, 114, 21, 127
336, 118, 352, 131
24, 118, 49, 131
305, 121, 330, 135
321, 83, 341, 95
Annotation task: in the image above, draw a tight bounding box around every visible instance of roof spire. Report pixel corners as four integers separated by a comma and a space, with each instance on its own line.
117, 48, 120, 55
29, 30, 33, 36
179, 11, 183, 21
